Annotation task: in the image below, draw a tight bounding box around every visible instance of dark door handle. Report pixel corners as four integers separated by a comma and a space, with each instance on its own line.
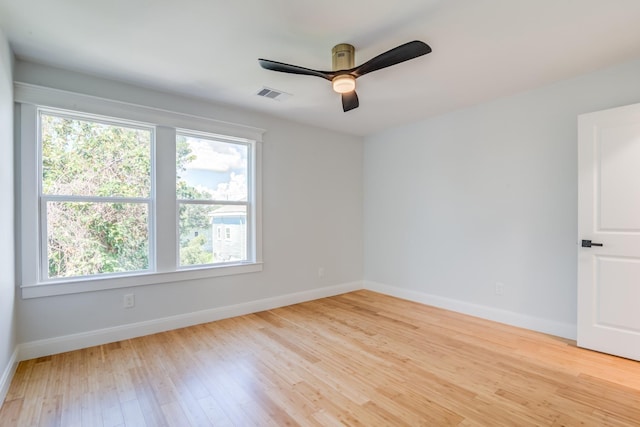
581, 239, 603, 248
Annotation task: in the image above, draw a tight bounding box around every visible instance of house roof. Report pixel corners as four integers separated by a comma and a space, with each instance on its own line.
211, 205, 246, 217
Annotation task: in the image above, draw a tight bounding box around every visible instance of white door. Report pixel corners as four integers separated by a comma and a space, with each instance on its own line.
578, 102, 640, 361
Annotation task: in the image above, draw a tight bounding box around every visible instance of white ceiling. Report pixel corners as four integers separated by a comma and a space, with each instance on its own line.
2, 0, 640, 136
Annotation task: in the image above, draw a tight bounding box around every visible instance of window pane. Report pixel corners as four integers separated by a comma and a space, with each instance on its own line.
176, 134, 248, 202
41, 113, 151, 197
46, 201, 149, 279
179, 204, 247, 266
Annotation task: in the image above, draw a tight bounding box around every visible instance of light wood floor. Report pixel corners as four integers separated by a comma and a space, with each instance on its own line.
2, 290, 640, 426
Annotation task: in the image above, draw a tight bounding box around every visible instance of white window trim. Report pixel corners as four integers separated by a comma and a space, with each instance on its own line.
16, 83, 264, 299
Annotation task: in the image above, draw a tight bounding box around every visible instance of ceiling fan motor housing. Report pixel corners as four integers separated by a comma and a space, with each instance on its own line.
332, 43, 355, 71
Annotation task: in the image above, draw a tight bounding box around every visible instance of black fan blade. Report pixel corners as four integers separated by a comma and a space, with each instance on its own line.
258, 59, 335, 81
342, 91, 359, 112
351, 40, 431, 77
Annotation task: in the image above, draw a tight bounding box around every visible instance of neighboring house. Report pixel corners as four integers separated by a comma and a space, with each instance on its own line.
211, 205, 247, 262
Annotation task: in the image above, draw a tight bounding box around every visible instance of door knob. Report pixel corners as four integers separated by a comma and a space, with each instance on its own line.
581, 240, 603, 248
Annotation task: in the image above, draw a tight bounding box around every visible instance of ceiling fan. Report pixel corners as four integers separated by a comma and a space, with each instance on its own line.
258, 40, 432, 112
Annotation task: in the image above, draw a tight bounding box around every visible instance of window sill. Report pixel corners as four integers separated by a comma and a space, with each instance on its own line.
20, 262, 263, 299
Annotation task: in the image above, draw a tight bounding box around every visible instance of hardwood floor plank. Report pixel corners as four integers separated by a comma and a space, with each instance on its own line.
127, 365, 168, 427
0, 399, 22, 426
4, 359, 34, 402
2, 290, 640, 426
15, 358, 51, 426
119, 398, 147, 427
197, 396, 233, 426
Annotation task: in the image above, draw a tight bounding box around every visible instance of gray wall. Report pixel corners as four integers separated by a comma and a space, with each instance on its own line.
363, 58, 640, 338
14, 61, 363, 344
11, 53, 640, 351
0, 28, 16, 390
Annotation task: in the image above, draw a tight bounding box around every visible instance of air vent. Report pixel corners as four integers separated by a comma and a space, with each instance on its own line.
256, 87, 291, 101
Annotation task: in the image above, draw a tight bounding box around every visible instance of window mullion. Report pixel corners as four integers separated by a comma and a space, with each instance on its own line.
176, 199, 249, 206
41, 195, 151, 204
155, 126, 177, 272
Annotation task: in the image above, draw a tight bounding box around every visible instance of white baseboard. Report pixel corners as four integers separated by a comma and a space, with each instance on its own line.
16, 280, 576, 363
18, 281, 363, 361
364, 280, 577, 340
0, 347, 19, 404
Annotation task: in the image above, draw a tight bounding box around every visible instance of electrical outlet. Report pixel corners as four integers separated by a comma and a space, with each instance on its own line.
123, 293, 135, 308
495, 282, 505, 296
318, 267, 325, 278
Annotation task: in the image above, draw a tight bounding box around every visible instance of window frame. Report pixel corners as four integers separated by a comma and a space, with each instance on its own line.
175, 130, 253, 268
16, 83, 264, 298
38, 109, 156, 281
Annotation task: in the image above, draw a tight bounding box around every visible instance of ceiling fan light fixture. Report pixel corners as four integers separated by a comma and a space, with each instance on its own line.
332, 74, 356, 94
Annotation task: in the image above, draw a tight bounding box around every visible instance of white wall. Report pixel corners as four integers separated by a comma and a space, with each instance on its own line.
0, 28, 16, 398
14, 61, 363, 350
363, 58, 640, 339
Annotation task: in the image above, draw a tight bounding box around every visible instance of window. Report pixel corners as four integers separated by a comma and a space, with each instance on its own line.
17, 85, 263, 298
40, 111, 153, 279
177, 132, 250, 267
